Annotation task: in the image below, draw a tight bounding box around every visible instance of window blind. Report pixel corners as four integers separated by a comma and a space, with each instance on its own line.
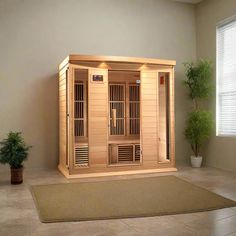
217, 19, 236, 136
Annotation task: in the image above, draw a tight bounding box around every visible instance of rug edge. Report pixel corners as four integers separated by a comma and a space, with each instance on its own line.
38, 202, 236, 223
30, 186, 45, 223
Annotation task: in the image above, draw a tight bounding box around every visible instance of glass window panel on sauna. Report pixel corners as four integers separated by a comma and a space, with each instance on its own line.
74, 69, 88, 138
158, 72, 170, 162
129, 84, 140, 135
109, 84, 125, 135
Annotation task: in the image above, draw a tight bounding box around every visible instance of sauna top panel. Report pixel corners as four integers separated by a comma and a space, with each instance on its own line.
59, 55, 176, 70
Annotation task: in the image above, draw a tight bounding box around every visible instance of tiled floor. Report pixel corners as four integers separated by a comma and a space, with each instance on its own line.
1, 165, 236, 236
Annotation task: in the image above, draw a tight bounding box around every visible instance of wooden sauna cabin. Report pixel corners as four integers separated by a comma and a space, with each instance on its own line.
58, 55, 176, 178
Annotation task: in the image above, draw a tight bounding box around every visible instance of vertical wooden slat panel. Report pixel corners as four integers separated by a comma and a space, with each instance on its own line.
141, 70, 158, 164
89, 68, 108, 167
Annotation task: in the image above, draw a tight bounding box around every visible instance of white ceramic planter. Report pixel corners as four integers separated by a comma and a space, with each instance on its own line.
190, 156, 202, 168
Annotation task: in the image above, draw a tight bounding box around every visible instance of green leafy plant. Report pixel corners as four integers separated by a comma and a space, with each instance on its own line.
185, 110, 213, 156
184, 59, 212, 109
0, 132, 31, 168
184, 59, 213, 157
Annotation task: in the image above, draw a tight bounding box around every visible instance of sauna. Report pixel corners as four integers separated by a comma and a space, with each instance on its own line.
58, 55, 176, 178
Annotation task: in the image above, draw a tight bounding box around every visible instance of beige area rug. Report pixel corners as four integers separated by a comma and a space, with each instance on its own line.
31, 175, 236, 223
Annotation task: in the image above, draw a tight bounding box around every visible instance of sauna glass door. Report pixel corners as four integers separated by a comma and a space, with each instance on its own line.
108, 70, 141, 165
109, 83, 140, 136
158, 72, 171, 163
109, 84, 125, 135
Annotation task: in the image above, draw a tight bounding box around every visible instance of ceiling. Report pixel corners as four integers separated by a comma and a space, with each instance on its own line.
173, 0, 203, 4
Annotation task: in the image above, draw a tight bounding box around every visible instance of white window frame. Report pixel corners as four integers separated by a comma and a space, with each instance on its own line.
216, 16, 236, 137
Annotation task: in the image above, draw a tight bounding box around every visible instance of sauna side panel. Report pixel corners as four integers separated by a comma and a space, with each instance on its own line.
88, 69, 108, 167
141, 71, 158, 166
59, 62, 68, 172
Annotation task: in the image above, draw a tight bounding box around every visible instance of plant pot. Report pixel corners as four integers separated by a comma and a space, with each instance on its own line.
11, 167, 23, 184
190, 156, 202, 168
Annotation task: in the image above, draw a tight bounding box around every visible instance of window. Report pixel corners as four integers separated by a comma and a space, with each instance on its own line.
217, 19, 236, 136
109, 83, 140, 136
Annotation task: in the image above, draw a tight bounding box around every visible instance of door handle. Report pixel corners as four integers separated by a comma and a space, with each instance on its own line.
112, 109, 117, 127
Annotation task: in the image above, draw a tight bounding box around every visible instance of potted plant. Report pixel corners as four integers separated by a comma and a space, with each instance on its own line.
0, 132, 31, 184
183, 59, 213, 167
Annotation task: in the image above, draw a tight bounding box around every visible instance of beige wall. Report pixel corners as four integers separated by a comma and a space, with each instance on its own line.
0, 0, 196, 170
196, 0, 236, 172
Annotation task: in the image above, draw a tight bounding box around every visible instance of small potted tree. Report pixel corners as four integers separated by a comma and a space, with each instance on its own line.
0, 132, 31, 184
183, 59, 213, 167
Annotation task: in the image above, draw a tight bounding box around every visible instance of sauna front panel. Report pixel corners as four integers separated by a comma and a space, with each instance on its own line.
58, 55, 176, 178
140, 70, 158, 166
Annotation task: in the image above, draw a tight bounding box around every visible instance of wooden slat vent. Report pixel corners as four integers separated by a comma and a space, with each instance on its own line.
118, 145, 133, 162
74, 145, 89, 167
109, 144, 141, 164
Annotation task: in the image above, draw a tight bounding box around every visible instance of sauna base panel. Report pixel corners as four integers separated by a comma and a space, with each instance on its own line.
58, 165, 177, 179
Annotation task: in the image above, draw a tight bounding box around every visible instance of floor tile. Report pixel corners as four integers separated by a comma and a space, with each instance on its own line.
1, 165, 236, 236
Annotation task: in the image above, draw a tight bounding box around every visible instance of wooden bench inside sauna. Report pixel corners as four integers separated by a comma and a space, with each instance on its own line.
58, 55, 177, 178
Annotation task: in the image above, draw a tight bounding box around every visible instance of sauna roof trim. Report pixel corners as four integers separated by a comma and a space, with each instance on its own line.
60, 55, 176, 69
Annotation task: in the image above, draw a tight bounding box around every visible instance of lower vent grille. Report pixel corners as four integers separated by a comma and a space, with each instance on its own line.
109, 144, 141, 165
74, 145, 88, 167
118, 145, 133, 162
